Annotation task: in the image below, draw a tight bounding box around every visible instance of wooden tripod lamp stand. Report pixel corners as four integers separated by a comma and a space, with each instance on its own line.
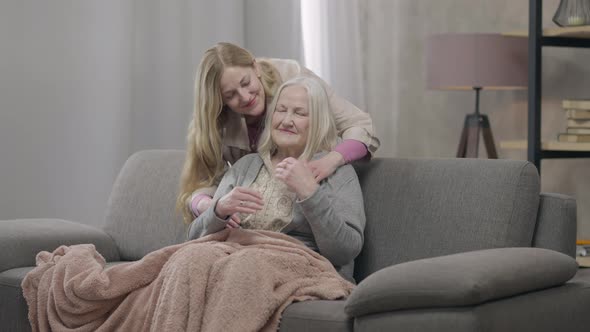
426, 33, 528, 158
457, 86, 498, 158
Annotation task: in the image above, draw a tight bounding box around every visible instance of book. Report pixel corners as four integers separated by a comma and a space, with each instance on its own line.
567, 128, 590, 134
576, 242, 590, 268
558, 133, 590, 143
577, 255, 590, 268
562, 99, 590, 110
566, 109, 590, 119
567, 119, 590, 128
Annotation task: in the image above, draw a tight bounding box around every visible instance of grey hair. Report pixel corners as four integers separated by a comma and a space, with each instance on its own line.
257, 76, 337, 160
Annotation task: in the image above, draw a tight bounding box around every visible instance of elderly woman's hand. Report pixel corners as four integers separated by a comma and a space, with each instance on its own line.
275, 157, 319, 200
306, 151, 345, 182
215, 187, 264, 220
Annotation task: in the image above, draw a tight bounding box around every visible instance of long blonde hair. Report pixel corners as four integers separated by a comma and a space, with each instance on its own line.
258, 77, 338, 161
177, 42, 281, 223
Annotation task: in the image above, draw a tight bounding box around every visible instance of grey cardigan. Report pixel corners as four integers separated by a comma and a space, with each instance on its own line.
187, 153, 366, 279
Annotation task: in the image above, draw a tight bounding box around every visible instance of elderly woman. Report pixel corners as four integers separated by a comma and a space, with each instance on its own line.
187, 76, 366, 277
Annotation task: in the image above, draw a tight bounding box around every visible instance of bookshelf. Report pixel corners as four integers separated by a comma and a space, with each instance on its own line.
523, 0, 590, 172
504, 25, 590, 38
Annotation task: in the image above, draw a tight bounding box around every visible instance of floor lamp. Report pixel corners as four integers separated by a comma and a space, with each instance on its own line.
426, 33, 528, 158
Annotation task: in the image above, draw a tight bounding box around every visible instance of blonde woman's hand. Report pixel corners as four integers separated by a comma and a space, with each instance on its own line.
275, 157, 319, 200
196, 196, 213, 215
306, 151, 345, 182
215, 187, 264, 220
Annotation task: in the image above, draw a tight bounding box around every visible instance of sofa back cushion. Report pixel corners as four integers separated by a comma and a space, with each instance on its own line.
103, 150, 188, 260
352, 158, 540, 282
103, 151, 541, 277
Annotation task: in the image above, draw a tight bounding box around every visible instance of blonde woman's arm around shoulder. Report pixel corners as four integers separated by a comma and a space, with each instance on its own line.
267, 58, 380, 181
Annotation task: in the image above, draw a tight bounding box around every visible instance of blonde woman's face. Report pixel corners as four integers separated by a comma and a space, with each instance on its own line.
271, 85, 310, 156
220, 65, 265, 117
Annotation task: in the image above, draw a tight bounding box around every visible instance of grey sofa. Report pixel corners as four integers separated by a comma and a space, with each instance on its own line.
2, 149, 590, 332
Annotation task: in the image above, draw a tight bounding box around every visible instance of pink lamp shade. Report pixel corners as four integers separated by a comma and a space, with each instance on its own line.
426, 33, 528, 91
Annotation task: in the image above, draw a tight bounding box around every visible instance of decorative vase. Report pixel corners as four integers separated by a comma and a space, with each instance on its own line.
552, 0, 590, 27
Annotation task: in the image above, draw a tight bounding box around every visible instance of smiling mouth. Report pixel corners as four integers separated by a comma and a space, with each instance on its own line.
279, 129, 296, 134
244, 97, 256, 108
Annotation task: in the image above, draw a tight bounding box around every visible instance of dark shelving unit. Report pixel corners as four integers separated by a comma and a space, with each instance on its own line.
527, 0, 590, 173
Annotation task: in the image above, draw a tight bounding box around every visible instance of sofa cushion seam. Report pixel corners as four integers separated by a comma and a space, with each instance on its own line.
506, 162, 536, 246
282, 316, 351, 322
0, 281, 22, 288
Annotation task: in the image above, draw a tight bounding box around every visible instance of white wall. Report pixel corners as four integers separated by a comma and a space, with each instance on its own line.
244, 0, 303, 61
0, 0, 245, 227
131, 0, 245, 152
0, 0, 133, 226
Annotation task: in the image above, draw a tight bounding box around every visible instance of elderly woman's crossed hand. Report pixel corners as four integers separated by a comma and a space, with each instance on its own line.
275, 157, 320, 200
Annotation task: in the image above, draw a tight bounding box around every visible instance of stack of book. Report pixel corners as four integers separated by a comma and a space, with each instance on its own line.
577, 240, 590, 268
558, 99, 590, 143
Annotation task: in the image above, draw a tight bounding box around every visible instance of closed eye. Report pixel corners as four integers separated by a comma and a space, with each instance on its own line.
240, 74, 250, 88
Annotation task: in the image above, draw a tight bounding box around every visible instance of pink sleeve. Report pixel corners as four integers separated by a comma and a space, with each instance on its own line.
190, 194, 212, 217
333, 139, 369, 163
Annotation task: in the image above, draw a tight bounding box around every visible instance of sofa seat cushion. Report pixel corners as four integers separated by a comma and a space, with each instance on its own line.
279, 300, 352, 332
0, 267, 35, 332
354, 269, 590, 332
345, 247, 578, 317
0, 266, 32, 288
0, 219, 120, 272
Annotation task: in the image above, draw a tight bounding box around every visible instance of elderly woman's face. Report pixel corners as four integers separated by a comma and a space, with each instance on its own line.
219, 65, 265, 117
271, 85, 310, 156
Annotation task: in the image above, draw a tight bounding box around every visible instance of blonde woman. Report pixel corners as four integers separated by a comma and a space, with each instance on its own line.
178, 42, 378, 224
187, 77, 366, 279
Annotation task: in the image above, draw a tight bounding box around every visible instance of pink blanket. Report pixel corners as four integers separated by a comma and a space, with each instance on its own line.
22, 229, 354, 332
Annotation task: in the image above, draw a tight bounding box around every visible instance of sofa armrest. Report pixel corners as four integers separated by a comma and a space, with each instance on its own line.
0, 219, 120, 272
533, 192, 577, 257
344, 247, 577, 317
